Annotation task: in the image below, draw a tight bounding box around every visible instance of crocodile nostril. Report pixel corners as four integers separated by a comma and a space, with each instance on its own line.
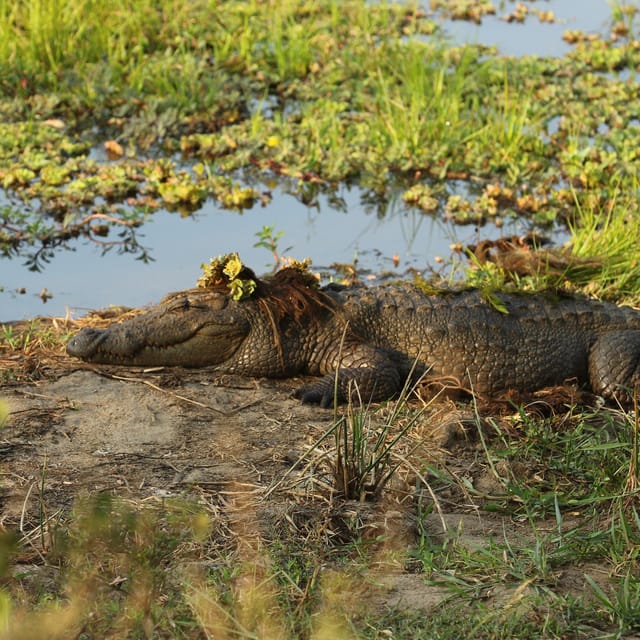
66, 329, 106, 358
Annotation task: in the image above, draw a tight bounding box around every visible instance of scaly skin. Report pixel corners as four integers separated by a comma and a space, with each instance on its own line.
66, 270, 640, 405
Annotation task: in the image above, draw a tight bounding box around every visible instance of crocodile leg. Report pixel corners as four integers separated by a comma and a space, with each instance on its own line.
294, 344, 402, 407
589, 330, 640, 403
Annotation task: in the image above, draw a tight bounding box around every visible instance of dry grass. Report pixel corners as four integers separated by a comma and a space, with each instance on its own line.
0, 306, 145, 382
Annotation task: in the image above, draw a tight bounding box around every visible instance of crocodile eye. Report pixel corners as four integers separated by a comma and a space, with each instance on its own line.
164, 290, 229, 312
187, 291, 229, 311
170, 297, 192, 311
210, 293, 229, 310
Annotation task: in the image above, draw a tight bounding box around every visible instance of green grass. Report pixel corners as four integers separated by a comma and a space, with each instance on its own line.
2, 0, 640, 283
462, 185, 640, 306
1, 319, 73, 351
0, 0, 201, 85
568, 189, 640, 303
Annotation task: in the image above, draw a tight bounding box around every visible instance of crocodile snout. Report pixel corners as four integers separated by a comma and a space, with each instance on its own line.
66, 328, 107, 359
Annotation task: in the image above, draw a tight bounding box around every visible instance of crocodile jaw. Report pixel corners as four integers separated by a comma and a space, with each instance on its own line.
66, 322, 248, 367
66, 288, 250, 368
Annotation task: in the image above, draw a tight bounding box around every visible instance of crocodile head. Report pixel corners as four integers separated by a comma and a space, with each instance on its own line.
67, 267, 335, 376
66, 288, 251, 368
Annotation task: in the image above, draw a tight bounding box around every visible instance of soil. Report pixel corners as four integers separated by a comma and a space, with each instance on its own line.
0, 346, 606, 624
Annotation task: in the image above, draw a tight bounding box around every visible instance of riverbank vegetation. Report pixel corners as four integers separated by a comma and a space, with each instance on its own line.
1, 0, 640, 288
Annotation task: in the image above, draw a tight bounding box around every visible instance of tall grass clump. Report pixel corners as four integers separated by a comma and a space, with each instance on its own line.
367, 42, 545, 183
0, 0, 207, 86
569, 186, 640, 303
325, 376, 430, 502
370, 42, 478, 168
329, 401, 412, 502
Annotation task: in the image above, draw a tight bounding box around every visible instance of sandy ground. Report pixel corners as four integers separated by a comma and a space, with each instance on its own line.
0, 352, 602, 621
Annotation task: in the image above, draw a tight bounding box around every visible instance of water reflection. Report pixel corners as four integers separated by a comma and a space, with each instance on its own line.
441, 0, 612, 58
1, 186, 530, 320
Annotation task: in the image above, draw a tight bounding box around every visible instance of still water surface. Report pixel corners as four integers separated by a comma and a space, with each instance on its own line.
1, 187, 530, 320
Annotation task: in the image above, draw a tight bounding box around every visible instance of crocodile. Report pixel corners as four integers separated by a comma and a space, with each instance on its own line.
66, 265, 640, 406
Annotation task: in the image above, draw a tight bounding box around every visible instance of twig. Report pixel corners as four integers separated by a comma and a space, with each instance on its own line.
102, 371, 264, 415
74, 212, 139, 228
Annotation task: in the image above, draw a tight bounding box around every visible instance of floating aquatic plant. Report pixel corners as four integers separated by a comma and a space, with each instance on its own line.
198, 253, 257, 301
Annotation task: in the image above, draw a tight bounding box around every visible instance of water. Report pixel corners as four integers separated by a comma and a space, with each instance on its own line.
0, 0, 618, 321
442, 0, 613, 57
0, 187, 531, 320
